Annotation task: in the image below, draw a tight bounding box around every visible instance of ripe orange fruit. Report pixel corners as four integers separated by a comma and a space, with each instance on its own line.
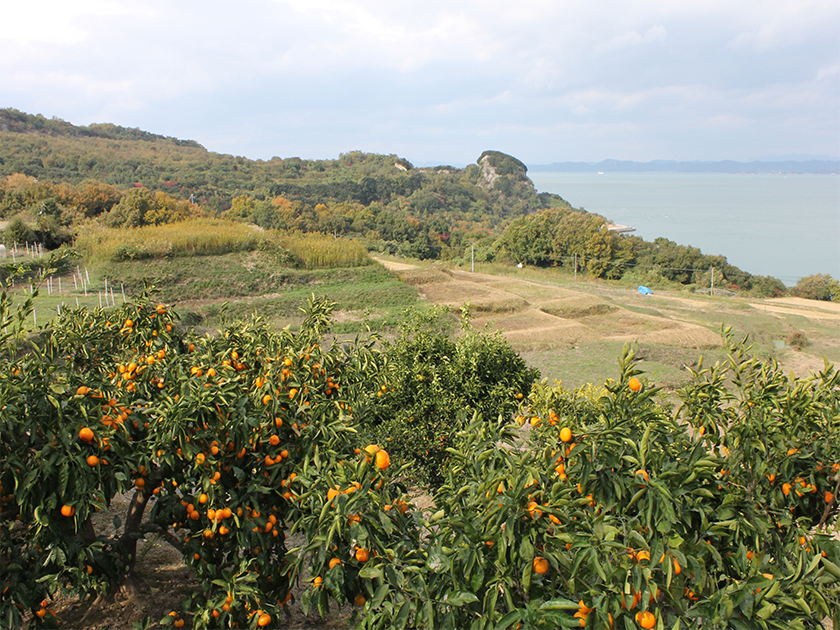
375, 449, 390, 470
76, 386, 90, 396
628, 377, 642, 392
313, 576, 323, 587
354, 594, 366, 606
526, 501, 542, 519
86, 454, 100, 467
363, 444, 378, 460
355, 547, 370, 562
329, 557, 342, 569
60, 504, 75, 517
135, 478, 145, 489
79, 427, 94, 442
560, 427, 572, 443
124, 319, 134, 328
533, 556, 549, 574
826, 491, 835, 503
262, 394, 272, 405
199, 493, 208, 504
269, 434, 280, 446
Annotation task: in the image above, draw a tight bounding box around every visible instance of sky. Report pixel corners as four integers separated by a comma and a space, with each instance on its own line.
1, 0, 838, 166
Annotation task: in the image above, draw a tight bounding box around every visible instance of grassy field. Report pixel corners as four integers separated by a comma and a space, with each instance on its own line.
377, 256, 840, 391
9, 251, 418, 334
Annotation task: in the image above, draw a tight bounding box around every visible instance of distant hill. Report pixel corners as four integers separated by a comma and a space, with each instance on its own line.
0, 108, 574, 260
529, 158, 839, 174
0, 108, 566, 218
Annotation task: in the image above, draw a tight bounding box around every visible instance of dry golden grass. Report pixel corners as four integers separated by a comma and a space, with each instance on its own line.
76, 219, 263, 262
277, 232, 369, 268
398, 269, 454, 286
417, 280, 529, 313
77, 221, 370, 269
539, 297, 617, 319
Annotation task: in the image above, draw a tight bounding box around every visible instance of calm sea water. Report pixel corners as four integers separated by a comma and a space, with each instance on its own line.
528, 172, 840, 286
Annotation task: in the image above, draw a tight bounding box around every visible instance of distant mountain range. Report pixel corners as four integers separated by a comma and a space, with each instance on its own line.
528, 158, 839, 174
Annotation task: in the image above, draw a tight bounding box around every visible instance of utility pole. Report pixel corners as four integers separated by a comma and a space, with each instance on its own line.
574, 254, 577, 281
710, 267, 714, 296
471, 245, 474, 273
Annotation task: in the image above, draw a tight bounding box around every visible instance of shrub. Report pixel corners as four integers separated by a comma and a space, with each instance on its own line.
791, 274, 840, 302
355, 306, 539, 486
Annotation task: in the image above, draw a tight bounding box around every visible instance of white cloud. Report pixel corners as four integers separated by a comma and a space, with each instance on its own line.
816, 64, 839, 81
0, 0, 151, 44
0, 0, 837, 162
595, 25, 666, 53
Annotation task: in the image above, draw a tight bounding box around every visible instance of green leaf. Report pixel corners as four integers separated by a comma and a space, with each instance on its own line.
359, 566, 384, 579
496, 611, 521, 629
539, 598, 582, 610
443, 591, 479, 606
395, 602, 411, 629
371, 583, 389, 608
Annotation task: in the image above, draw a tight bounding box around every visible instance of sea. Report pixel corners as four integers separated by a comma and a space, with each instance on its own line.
528, 172, 840, 286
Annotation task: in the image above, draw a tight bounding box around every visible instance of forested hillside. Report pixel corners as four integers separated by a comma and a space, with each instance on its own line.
0, 109, 565, 260
0, 108, 793, 295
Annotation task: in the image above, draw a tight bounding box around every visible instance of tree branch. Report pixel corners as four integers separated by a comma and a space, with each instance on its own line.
138, 523, 185, 554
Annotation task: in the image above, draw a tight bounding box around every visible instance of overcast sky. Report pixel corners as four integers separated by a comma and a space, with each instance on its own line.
1, 0, 838, 166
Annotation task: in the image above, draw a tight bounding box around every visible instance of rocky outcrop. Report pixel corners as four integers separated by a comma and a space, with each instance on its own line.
477, 155, 500, 190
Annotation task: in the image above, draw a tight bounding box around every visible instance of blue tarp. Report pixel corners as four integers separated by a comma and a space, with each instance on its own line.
638, 286, 653, 296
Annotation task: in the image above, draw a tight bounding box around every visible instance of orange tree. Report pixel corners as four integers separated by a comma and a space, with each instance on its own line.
2, 257, 838, 630
354, 305, 539, 486
0, 274, 414, 629
338, 342, 838, 629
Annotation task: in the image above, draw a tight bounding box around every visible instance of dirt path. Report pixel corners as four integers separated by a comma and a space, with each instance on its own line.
373, 257, 419, 272
747, 298, 840, 320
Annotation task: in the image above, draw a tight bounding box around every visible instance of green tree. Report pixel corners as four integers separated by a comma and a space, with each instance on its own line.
792, 274, 839, 301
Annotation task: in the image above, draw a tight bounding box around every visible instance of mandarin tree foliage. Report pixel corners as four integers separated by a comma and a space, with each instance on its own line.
0, 264, 405, 629
353, 306, 539, 486
0, 257, 838, 629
